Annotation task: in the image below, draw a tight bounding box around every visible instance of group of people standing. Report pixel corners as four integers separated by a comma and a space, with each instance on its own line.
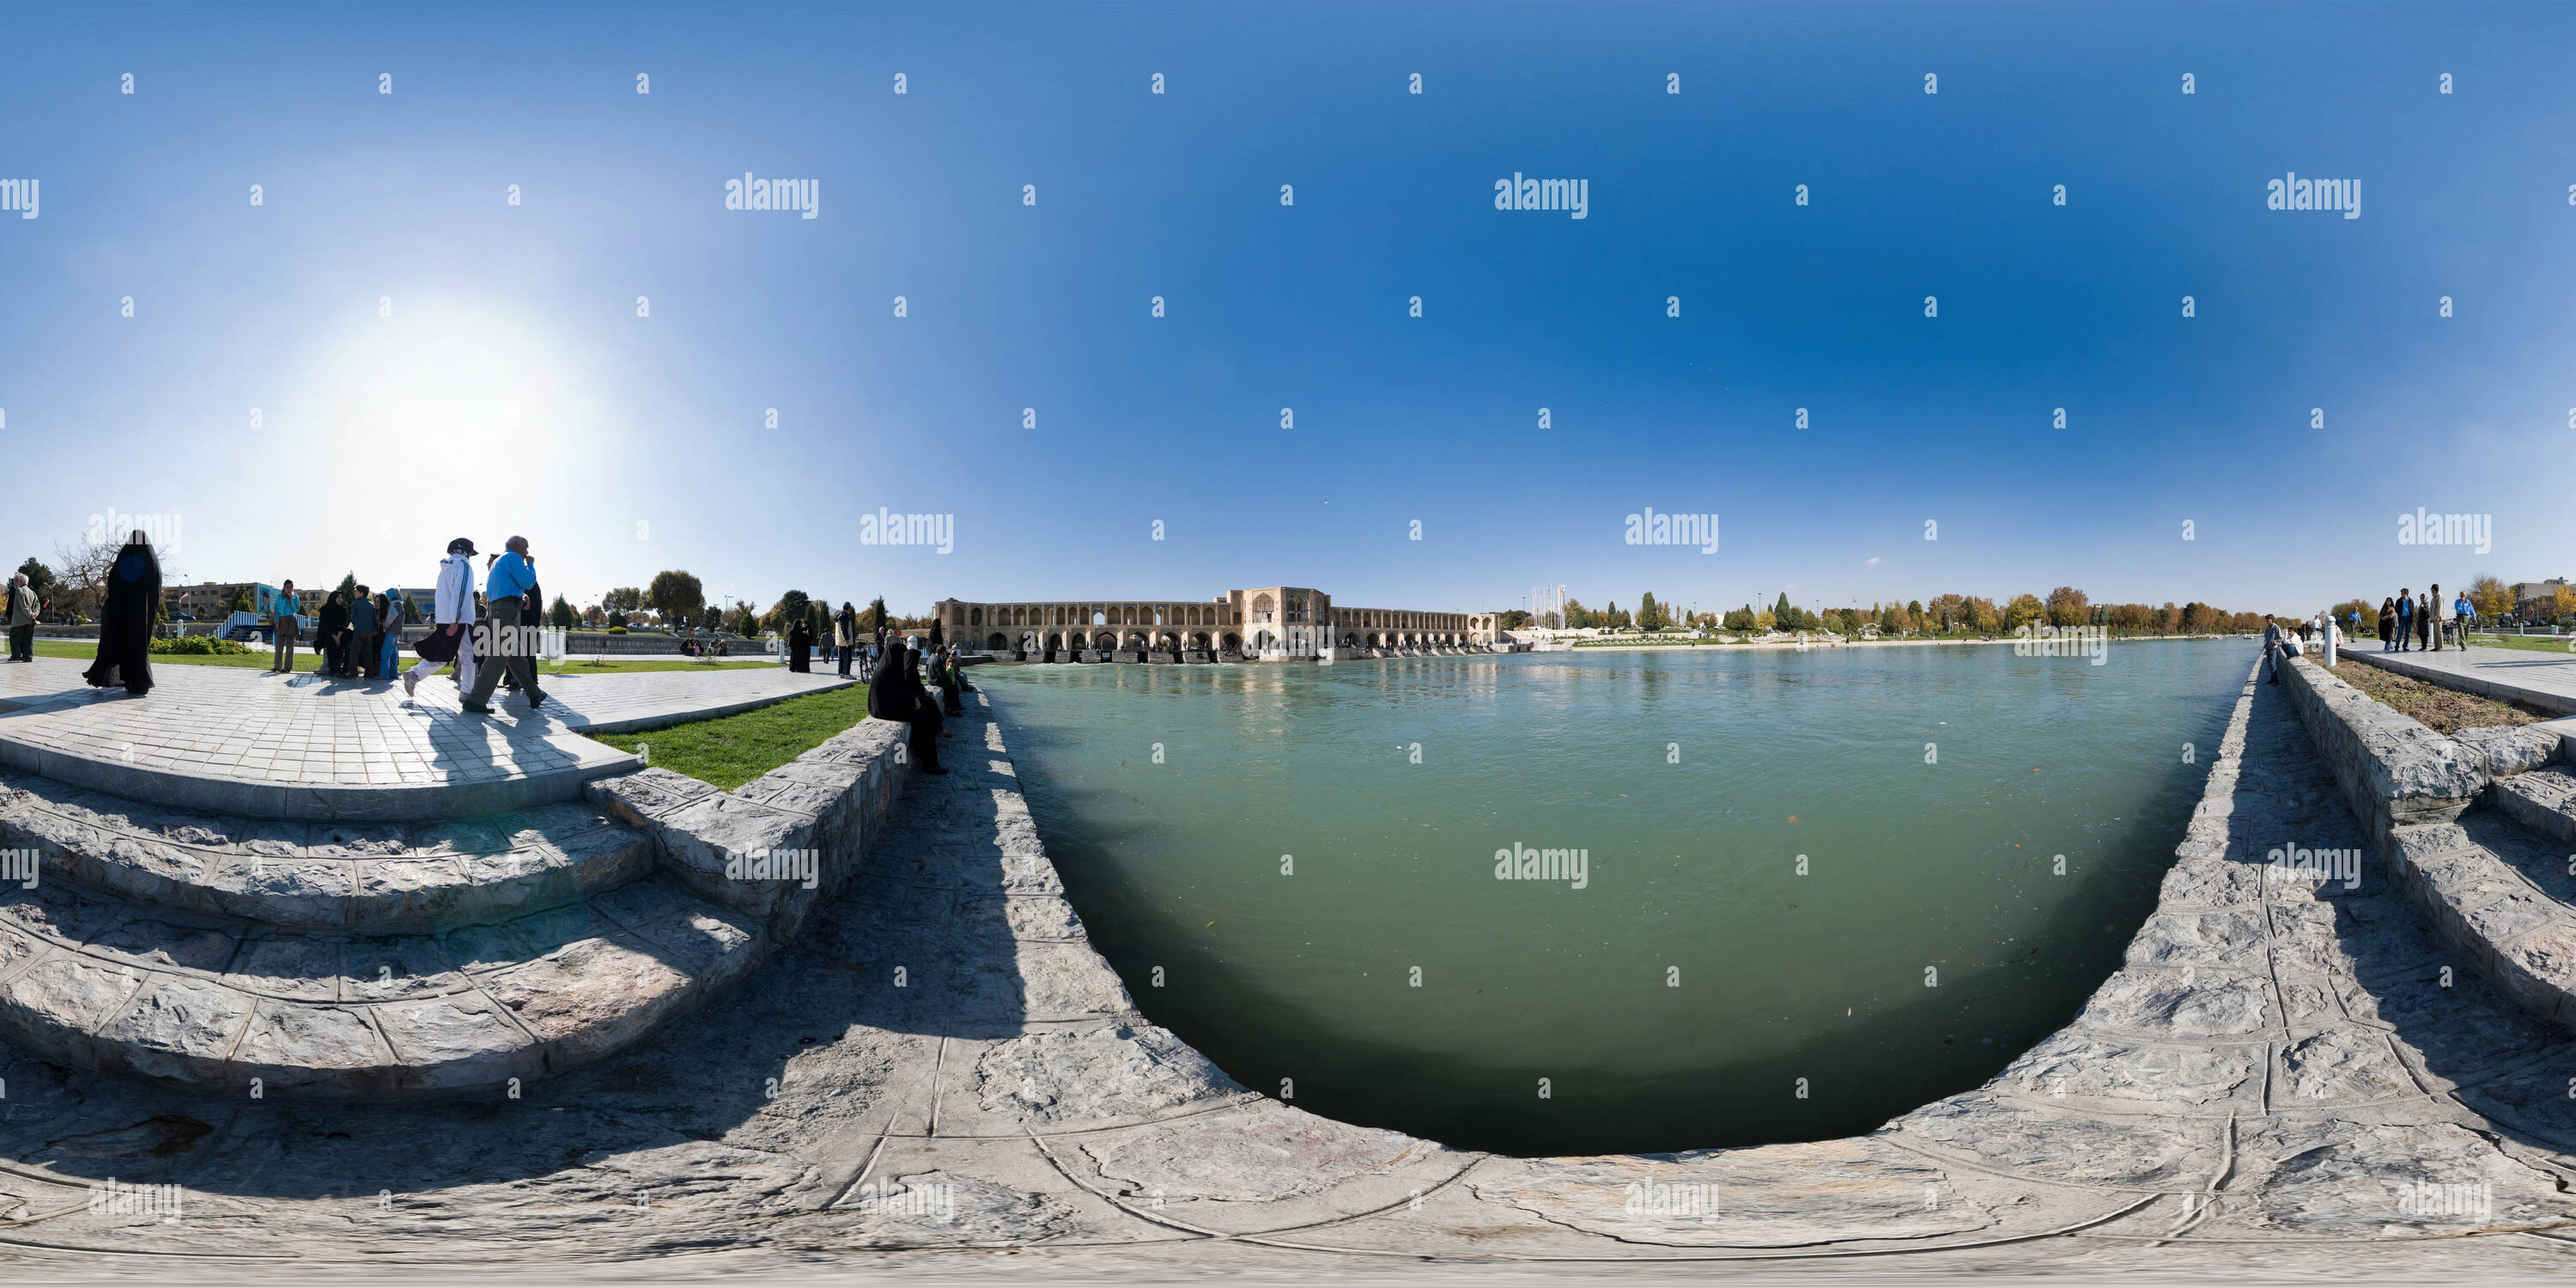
2372, 584, 2476, 653
259, 536, 547, 714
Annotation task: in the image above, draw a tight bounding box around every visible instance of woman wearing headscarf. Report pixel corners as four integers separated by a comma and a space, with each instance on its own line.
2378, 598, 2397, 652
404, 538, 478, 698
787, 614, 814, 672
316, 590, 351, 679
82, 531, 161, 696
866, 634, 946, 775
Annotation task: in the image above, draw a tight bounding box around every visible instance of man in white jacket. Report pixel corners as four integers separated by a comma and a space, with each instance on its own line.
403, 538, 479, 698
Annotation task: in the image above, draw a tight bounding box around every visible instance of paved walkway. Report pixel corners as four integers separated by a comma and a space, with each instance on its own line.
0, 659, 852, 821
2, 664, 2573, 1273
2349, 643, 2576, 715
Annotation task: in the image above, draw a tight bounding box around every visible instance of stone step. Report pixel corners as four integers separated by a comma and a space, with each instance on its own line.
0, 767, 653, 933
0, 870, 757, 1097
2491, 765, 2576, 850
2386, 808, 2576, 1031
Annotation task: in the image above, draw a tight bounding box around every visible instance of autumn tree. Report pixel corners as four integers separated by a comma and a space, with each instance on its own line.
2044, 586, 2089, 628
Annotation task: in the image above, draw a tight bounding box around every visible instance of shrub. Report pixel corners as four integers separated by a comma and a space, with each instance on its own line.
150, 635, 252, 656
607, 625, 629, 634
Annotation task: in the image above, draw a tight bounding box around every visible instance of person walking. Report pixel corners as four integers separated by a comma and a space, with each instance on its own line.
835, 602, 858, 677
349, 584, 379, 678
6, 573, 39, 662
2378, 598, 2397, 652
2262, 614, 2287, 685
376, 591, 402, 679
502, 575, 542, 694
2455, 587, 2476, 647
316, 590, 351, 679
404, 539, 478, 698
460, 536, 545, 714
80, 531, 160, 696
269, 580, 301, 673
2395, 587, 2415, 652
2427, 583, 2446, 653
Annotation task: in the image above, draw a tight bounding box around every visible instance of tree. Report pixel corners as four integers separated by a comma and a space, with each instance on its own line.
730, 605, 761, 636
647, 570, 706, 629
763, 590, 811, 635
2551, 583, 2576, 626
1637, 592, 1662, 631
2044, 586, 2089, 629
334, 573, 359, 605
2004, 593, 2046, 630
228, 586, 254, 614
1753, 609, 1777, 633
1772, 592, 1799, 631
2467, 574, 2512, 621
550, 595, 577, 629
47, 538, 125, 621
1722, 605, 1756, 632
16, 558, 56, 598
1497, 609, 1530, 629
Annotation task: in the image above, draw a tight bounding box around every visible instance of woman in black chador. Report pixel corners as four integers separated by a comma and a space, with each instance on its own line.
82, 531, 161, 696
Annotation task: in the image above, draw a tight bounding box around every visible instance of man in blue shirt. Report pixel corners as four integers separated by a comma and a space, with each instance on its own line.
461, 535, 547, 713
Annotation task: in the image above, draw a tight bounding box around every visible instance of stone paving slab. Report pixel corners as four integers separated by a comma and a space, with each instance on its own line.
0, 663, 2574, 1272
0, 658, 850, 821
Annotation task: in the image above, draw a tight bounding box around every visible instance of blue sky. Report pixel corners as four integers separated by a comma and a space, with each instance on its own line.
3, 1, 2570, 622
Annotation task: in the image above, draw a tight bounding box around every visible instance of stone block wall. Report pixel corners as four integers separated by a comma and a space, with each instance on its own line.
586, 718, 912, 947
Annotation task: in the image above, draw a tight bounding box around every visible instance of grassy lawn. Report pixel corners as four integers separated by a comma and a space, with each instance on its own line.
33, 640, 772, 676
2463, 633, 2576, 655
589, 683, 876, 792
2324, 657, 2552, 734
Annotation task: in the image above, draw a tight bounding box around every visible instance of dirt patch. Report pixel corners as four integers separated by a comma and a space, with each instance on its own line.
2324, 659, 2552, 734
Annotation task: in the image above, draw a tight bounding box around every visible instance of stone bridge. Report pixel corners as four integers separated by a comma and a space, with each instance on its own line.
935, 586, 1501, 662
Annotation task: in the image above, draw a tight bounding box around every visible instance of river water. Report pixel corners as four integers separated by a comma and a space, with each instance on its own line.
983, 639, 2248, 1156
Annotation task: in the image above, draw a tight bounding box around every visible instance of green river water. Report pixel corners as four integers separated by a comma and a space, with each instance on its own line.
982, 639, 2249, 1156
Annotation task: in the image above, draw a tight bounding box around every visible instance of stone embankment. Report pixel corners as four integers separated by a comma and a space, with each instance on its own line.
2, 653, 2575, 1273
2281, 654, 2576, 1031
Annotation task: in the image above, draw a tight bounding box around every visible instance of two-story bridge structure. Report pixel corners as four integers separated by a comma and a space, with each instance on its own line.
932, 588, 1500, 662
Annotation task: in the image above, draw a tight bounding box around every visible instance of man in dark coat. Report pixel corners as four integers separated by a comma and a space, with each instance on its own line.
82, 531, 161, 696
867, 639, 947, 775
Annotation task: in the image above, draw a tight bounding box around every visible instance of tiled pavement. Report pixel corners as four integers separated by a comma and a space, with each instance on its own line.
0, 659, 852, 821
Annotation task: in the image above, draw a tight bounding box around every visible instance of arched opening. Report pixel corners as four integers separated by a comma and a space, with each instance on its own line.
987, 632, 1007, 650
1190, 631, 1211, 651
1222, 633, 1242, 652
1094, 631, 1118, 651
